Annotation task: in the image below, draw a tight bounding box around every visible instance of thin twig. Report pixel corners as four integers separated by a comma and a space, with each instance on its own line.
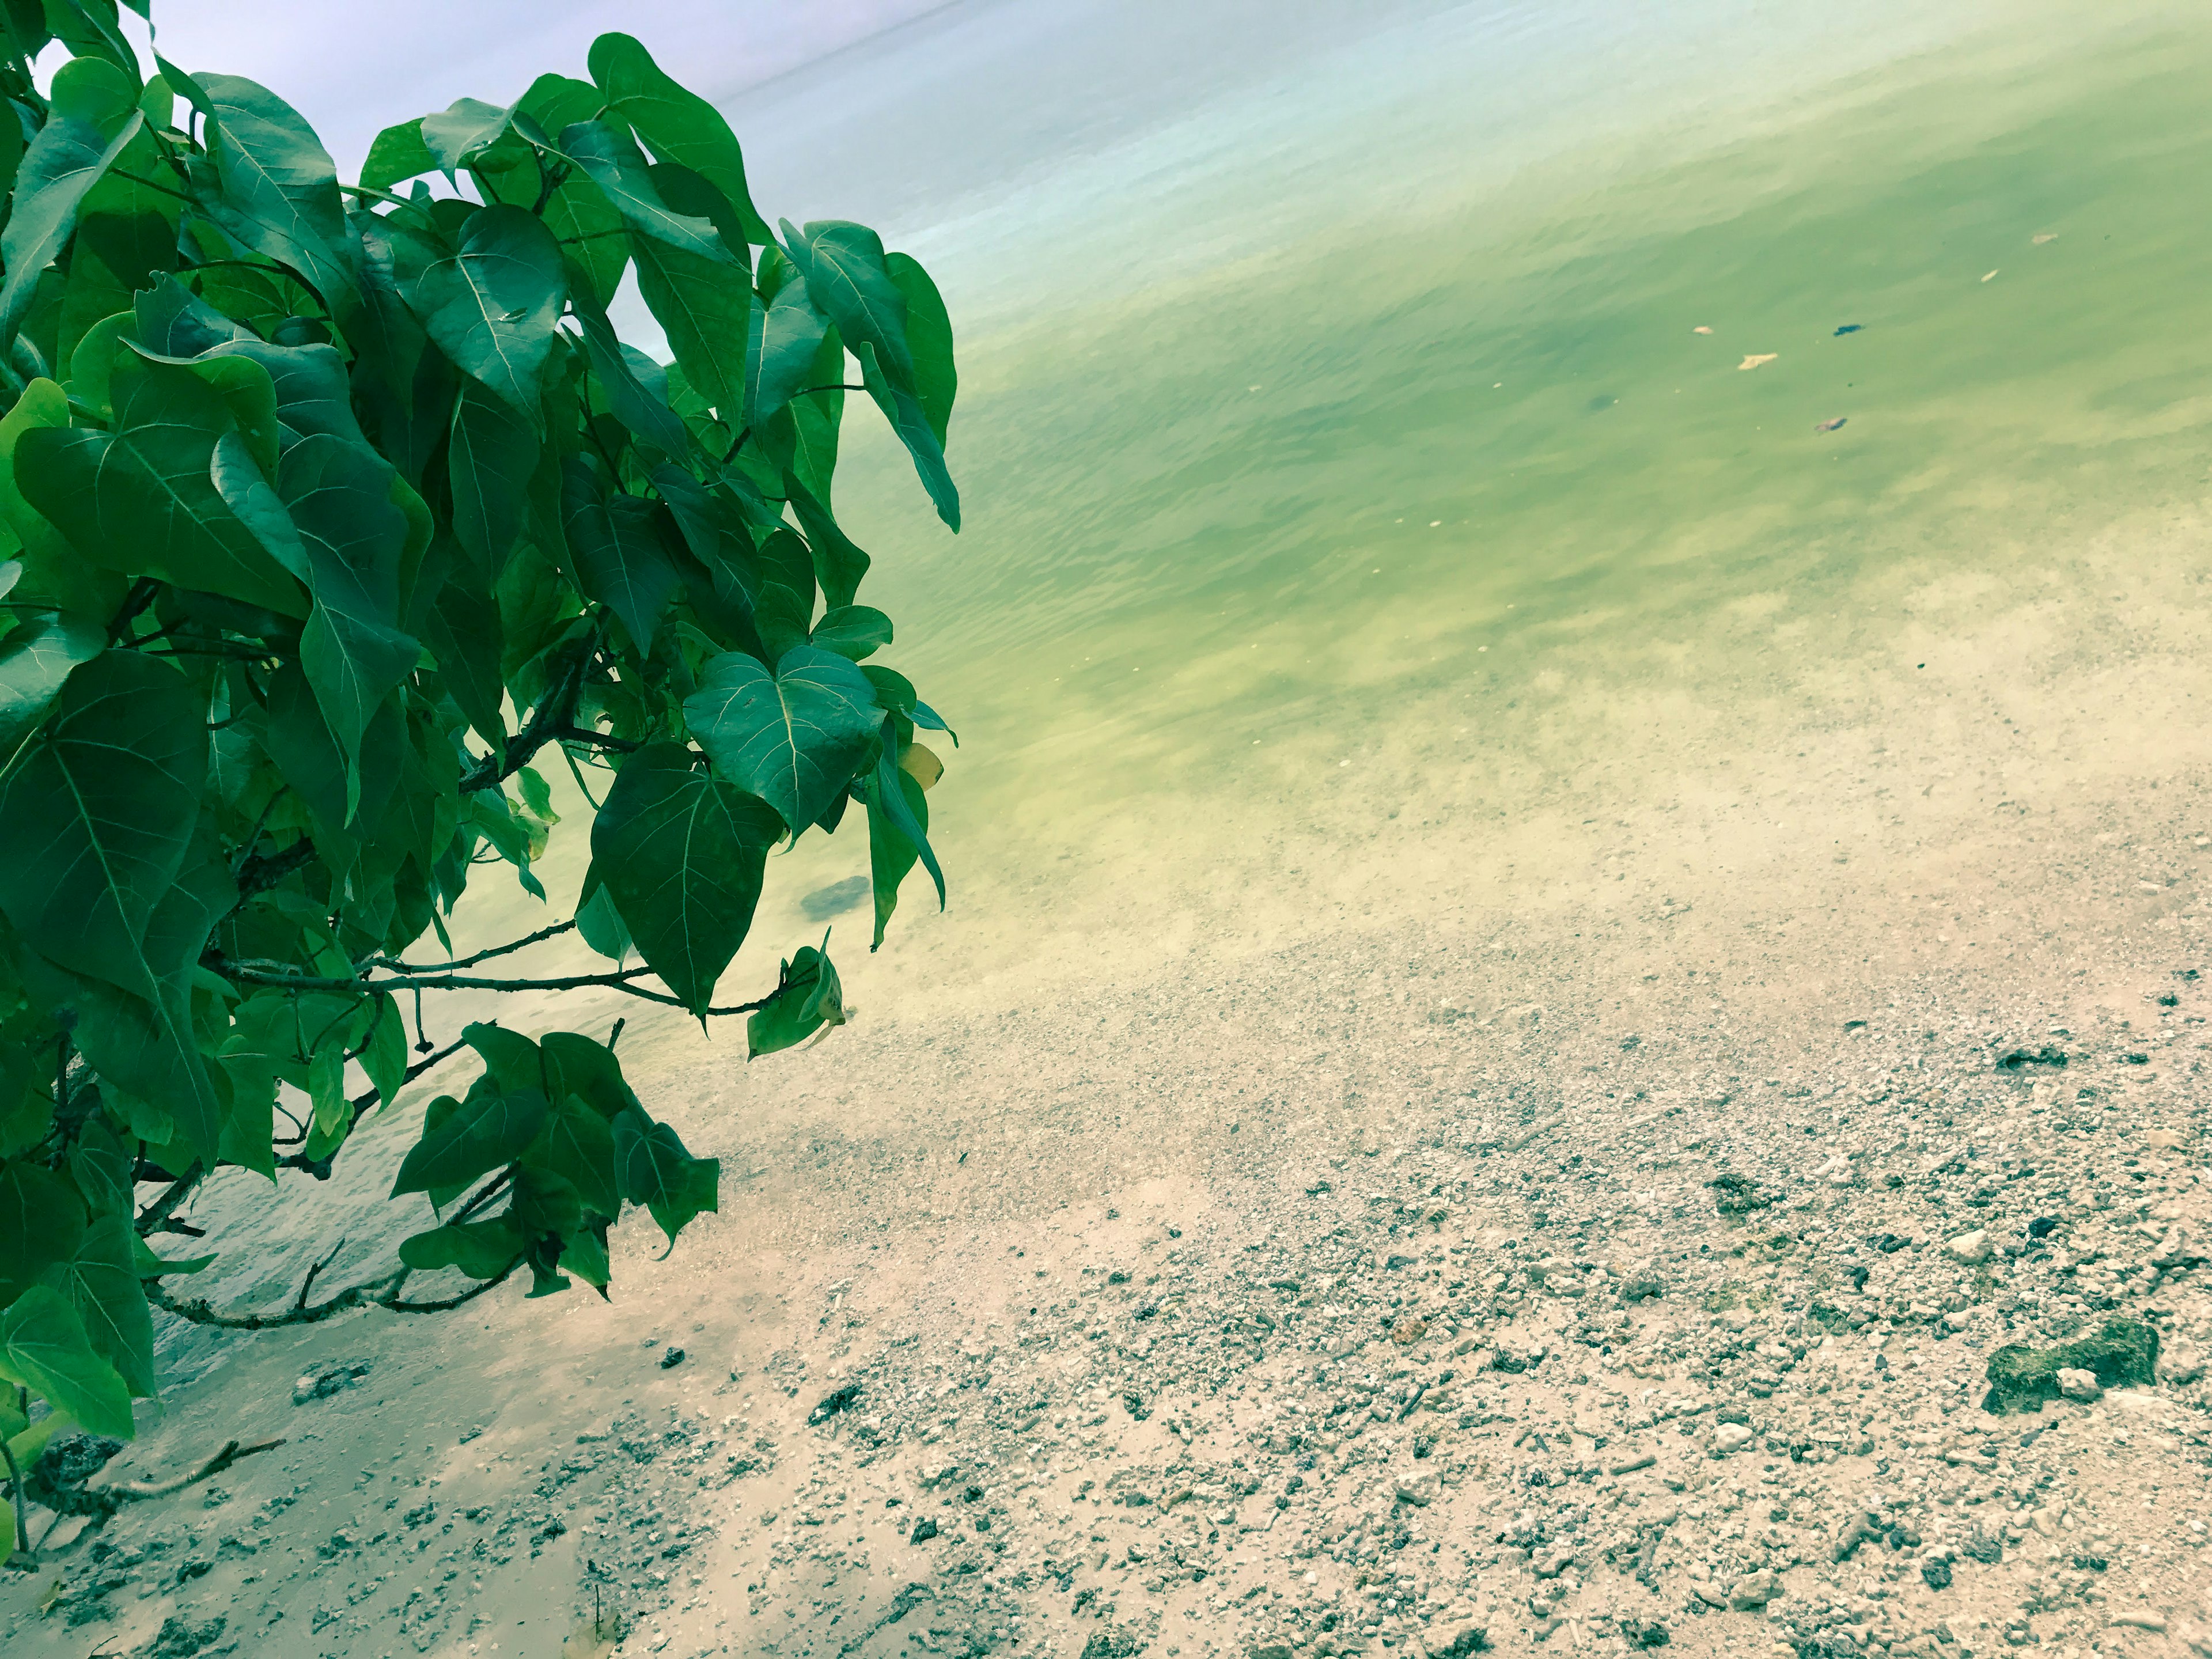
293, 1238, 349, 1311
97, 1438, 286, 1501
365, 919, 578, 975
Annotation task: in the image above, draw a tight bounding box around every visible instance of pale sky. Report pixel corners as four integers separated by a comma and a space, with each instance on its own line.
129, 0, 960, 174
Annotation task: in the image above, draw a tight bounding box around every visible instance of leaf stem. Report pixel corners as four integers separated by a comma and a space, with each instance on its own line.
1, 1431, 31, 1566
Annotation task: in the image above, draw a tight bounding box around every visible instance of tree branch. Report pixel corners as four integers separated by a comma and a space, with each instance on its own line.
147, 1255, 522, 1330
233, 837, 316, 899
456, 631, 601, 796
96, 1438, 286, 1502
209, 958, 781, 1017
147, 1271, 403, 1331
366, 919, 577, 975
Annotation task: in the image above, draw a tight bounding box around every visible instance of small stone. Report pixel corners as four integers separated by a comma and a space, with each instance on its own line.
909, 1516, 938, 1544
1943, 1310, 1972, 1332
291, 1359, 370, 1405
2157, 1340, 2206, 1385
1714, 1422, 1755, 1455
1944, 1230, 1991, 1266
659, 1346, 685, 1369
1728, 1569, 1780, 1610
1922, 1556, 1953, 1590
2055, 1367, 2102, 1403
1394, 1469, 1440, 1508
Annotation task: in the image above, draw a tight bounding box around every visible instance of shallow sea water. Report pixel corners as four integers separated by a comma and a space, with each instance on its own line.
740, 0, 2212, 993
156, 0, 2212, 1355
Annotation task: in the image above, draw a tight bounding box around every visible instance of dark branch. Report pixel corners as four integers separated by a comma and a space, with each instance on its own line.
366, 919, 578, 975
385, 1259, 522, 1313
456, 632, 601, 796
547, 724, 639, 755
293, 1237, 349, 1310
210, 958, 781, 1017
149, 1271, 403, 1331
234, 838, 316, 899
148, 1255, 522, 1330
105, 578, 161, 645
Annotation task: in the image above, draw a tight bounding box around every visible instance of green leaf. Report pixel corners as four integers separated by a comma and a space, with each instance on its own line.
750, 525, 815, 659
421, 96, 513, 179
68, 1115, 131, 1217
399, 1218, 523, 1279
855, 338, 961, 532
0, 650, 204, 995
745, 940, 846, 1059
0, 611, 105, 764
885, 251, 956, 447
421, 553, 506, 748
781, 221, 957, 528
40, 1214, 155, 1397
18, 351, 309, 618
464, 788, 546, 900
560, 461, 680, 655
0, 1162, 88, 1310
447, 377, 539, 575
360, 118, 437, 189
404, 203, 566, 429
0, 1283, 133, 1438
559, 1224, 610, 1291
129, 1236, 215, 1279
611, 1108, 719, 1245
45, 0, 135, 74
0, 56, 143, 347
0, 379, 105, 616
865, 715, 944, 910
683, 646, 880, 836
779, 220, 913, 382
361, 991, 408, 1113
587, 31, 771, 245
571, 296, 690, 460
743, 278, 831, 430
809, 605, 892, 663
539, 1031, 638, 1119
630, 231, 752, 415
260, 658, 404, 868
532, 1092, 620, 1219
588, 744, 783, 1017
195, 73, 362, 326
866, 763, 930, 951
573, 867, 632, 962
9, 849, 234, 1165
783, 474, 869, 611
276, 434, 421, 808
389, 1085, 550, 1198
559, 120, 736, 264
461, 1021, 541, 1096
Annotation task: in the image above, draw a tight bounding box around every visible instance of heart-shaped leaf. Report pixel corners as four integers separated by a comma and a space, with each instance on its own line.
682, 646, 879, 835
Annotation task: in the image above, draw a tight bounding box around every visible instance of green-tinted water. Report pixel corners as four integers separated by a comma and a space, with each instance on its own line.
754, 7, 2212, 997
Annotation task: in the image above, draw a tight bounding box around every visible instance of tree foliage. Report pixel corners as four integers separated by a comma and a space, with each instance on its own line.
0, 3, 961, 1480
